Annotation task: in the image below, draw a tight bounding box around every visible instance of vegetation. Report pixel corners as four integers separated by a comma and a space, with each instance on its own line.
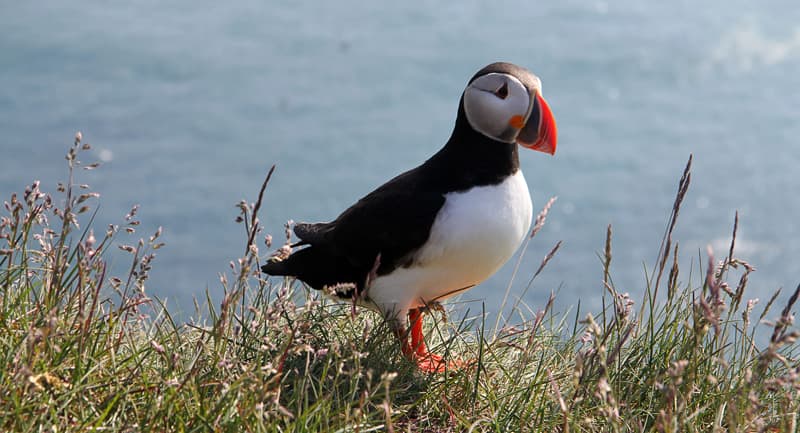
1, 134, 798, 432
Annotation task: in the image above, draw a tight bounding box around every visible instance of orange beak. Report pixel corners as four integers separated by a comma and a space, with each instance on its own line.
516, 93, 557, 155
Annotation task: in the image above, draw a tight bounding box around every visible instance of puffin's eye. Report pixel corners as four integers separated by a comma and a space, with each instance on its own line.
494, 82, 509, 100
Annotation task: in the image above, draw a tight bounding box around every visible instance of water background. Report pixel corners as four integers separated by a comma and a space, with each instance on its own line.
2, 1, 799, 322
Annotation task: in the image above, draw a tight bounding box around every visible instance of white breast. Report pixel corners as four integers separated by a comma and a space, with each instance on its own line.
367, 170, 533, 319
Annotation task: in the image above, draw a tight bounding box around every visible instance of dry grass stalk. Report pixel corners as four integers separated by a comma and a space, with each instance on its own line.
1, 140, 798, 432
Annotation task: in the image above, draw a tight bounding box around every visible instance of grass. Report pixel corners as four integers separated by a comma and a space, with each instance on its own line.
1, 134, 798, 432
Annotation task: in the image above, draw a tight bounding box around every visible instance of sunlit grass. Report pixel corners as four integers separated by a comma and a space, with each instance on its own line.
1, 135, 798, 432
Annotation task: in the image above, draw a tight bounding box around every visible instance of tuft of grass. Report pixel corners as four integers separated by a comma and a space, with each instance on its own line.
1, 136, 798, 432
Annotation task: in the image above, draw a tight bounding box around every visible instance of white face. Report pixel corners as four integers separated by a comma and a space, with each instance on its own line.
463, 72, 541, 143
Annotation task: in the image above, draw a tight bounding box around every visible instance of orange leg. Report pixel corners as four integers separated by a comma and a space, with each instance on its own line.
408, 308, 445, 372
397, 307, 474, 373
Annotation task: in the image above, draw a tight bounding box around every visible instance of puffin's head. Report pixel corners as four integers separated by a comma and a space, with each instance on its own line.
463, 62, 557, 155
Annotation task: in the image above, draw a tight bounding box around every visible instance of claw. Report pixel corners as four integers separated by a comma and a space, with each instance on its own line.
415, 352, 447, 373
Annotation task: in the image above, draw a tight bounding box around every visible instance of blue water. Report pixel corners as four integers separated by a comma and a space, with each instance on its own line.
2, 1, 799, 319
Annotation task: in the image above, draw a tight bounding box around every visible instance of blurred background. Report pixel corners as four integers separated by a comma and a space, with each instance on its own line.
1, 0, 798, 320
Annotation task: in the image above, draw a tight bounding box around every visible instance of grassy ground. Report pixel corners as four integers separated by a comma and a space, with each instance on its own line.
1, 135, 798, 432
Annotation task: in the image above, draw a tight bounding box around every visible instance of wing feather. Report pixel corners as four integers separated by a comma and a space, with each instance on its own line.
294, 167, 446, 275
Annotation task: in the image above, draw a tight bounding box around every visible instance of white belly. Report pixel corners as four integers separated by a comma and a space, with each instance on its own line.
367, 170, 533, 319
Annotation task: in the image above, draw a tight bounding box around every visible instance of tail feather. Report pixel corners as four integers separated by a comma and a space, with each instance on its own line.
261, 244, 317, 277
260, 246, 365, 294
260, 258, 291, 276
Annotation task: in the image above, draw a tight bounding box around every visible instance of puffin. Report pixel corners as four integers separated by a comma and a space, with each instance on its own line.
262, 62, 557, 372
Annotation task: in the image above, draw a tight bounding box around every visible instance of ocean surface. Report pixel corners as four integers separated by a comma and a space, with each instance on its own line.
2, 1, 799, 321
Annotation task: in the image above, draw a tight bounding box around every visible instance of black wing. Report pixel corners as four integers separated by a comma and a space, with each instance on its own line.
264, 166, 446, 292
301, 166, 446, 273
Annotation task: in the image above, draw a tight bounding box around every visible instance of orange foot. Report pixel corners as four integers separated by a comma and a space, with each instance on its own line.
415, 351, 470, 373
398, 308, 470, 373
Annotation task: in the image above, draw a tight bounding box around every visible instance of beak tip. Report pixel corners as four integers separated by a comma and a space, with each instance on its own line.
536, 94, 557, 155
519, 93, 557, 155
